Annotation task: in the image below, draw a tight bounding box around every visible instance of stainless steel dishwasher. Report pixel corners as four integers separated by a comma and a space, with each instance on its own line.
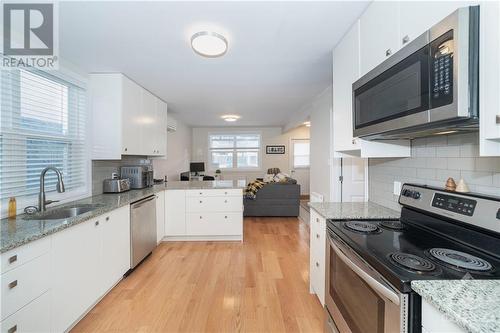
130, 195, 157, 268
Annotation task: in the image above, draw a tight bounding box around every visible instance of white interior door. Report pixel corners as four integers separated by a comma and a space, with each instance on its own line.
341, 157, 366, 202
290, 139, 310, 196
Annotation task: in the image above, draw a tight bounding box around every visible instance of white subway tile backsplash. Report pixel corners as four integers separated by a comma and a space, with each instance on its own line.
369, 133, 500, 211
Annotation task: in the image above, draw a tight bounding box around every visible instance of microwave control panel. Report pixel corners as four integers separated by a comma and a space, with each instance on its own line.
430, 30, 454, 108
432, 193, 477, 216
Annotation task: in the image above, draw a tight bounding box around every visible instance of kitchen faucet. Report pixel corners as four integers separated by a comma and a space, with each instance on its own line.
39, 166, 66, 212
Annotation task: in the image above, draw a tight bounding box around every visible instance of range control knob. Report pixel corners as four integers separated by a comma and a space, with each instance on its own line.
412, 191, 421, 199
402, 189, 412, 197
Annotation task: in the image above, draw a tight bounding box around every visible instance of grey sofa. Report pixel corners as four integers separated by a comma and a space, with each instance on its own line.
243, 182, 301, 217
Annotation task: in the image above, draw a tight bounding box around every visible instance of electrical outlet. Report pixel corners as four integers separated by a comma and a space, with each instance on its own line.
393, 181, 402, 196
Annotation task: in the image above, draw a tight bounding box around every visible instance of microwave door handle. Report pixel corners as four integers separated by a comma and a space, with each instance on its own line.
330, 241, 400, 306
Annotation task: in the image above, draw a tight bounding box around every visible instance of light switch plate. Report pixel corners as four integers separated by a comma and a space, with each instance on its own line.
393, 181, 402, 195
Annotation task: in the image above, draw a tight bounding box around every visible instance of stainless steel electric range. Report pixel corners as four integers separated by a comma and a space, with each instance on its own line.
324, 183, 500, 333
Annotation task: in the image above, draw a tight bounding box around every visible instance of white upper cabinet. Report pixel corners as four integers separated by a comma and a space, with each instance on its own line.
90, 73, 168, 159
333, 21, 361, 152
480, 1, 500, 156
359, 1, 400, 77
121, 75, 143, 155
399, 1, 477, 47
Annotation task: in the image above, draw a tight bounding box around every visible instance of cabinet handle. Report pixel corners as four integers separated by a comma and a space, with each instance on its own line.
315, 262, 319, 268
95, 221, 99, 226
199, 216, 203, 219
225, 215, 228, 219
316, 234, 320, 239
124, 147, 128, 152
105, 216, 109, 221
8, 280, 18, 289
496, 115, 500, 124
402, 35, 410, 44
8, 325, 17, 333
8, 255, 17, 264
199, 192, 202, 195
385, 49, 392, 57
199, 200, 202, 203
224, 200, 227, 203
224, 191, 228, 195
316, 218, 319, 223
352, 138, 357, 145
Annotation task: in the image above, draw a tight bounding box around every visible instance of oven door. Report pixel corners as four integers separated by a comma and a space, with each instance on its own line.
325, 230, 408, 333
352, 33, 431, 138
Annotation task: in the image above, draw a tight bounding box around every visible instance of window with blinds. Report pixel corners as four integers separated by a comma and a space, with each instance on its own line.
1, 68, 87, 212
208, 133, 261, 170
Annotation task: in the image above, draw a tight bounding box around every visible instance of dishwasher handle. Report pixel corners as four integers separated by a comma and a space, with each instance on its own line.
131, 195, 156, 209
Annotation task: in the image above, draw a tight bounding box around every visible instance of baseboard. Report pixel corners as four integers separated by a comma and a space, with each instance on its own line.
163, 235, 243, 242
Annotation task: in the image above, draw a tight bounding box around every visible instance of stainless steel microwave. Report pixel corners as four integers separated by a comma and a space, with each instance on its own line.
352, 6, 479, 140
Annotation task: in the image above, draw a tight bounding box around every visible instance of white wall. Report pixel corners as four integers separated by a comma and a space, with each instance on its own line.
308, 86, 334, 202
153, 115, 192, 181
191, 126, 310, 186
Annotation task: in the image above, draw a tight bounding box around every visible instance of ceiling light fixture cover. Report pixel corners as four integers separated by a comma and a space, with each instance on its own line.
191, 31, 228, 58
221, 115, 240, 122
304, 121, 311, 127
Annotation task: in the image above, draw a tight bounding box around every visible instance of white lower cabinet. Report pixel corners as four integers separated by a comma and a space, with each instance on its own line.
52, 206, 131, 332
165, 189, 243, 240
422, 299, 464, 332
309, 209, 326, 306
51, 218, 102, 332
100, 206, 131, 295
0, 292, 51, 333
165, 190, 186, 236
156, 191, 166, 242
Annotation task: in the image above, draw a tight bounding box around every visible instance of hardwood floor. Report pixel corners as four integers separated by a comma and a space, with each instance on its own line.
72, 217, 324, 333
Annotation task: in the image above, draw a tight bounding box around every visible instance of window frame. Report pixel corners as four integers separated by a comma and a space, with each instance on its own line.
0, 65, 91, 217
207, 131, 262, 172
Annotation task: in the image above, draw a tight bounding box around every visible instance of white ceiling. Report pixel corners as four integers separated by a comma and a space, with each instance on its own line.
60, 1, 369, 127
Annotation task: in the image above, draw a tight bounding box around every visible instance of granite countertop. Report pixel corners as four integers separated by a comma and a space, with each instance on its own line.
412, 280, 500, 333
308, 201, 400, 220
1, 180, 245, 253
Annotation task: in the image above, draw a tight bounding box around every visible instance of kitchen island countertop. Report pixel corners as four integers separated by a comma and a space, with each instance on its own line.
308, 201, 400, 220
412, 280, 500, 333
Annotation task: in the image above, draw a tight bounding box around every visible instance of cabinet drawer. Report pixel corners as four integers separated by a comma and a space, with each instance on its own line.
310, 210, 325, 229
1, 237, 50, 274
186, 196, 242, 212
186, 189, 242, 197
1, 253, 50, 320
186, 212, 243, 236
310, 227, 325, 259
310, 250, 325, 305
0, 292, 50, 333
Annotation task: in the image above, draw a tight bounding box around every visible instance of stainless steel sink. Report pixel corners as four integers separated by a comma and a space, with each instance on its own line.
24, 204, 103, 220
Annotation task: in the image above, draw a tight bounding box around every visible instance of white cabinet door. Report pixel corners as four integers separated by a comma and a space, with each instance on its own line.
154, 99, 168, 157
101, 206, 130, 294
480, 1, 500, 156
121, 76, 143, 155
156, 191, 166, 242
165, 190, 186, 236
141, 90, 157, 156
51, 219, 101, 333
399, 1, 475, 47
333, 21, 361, 152
359, 1, 400, 77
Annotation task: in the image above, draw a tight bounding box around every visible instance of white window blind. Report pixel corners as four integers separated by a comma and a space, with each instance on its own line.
292, 139, 310, 168
1, 68, 87, 209
208, 133, 261, 170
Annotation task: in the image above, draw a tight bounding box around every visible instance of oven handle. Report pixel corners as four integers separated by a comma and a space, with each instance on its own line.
330, 239, 401, 306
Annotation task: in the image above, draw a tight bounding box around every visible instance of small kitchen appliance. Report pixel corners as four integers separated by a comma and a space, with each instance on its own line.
103, 178, 130, 193
325, 183, 500, 333
352, 6, 479, 140
120, 165, 154, 189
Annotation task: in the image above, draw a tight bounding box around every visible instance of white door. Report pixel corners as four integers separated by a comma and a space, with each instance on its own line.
290, 139, 310, 196
340, 157, 366, 202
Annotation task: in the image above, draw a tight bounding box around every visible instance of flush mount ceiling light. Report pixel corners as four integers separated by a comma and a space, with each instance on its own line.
221, 114, 240, 122
303, 121, 311, 127
191, 31, 228, 58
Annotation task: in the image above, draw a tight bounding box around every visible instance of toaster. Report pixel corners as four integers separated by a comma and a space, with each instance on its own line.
103, 178, 131, 193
